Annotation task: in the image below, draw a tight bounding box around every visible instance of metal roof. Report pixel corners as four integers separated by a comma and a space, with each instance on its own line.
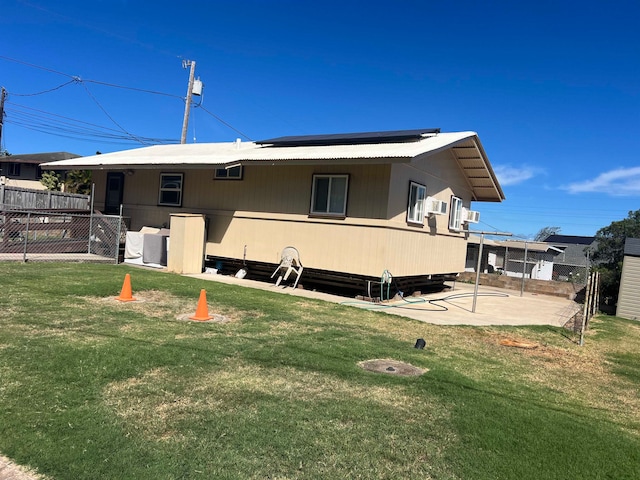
467, 236, 562, 253
500, 240, 563, 253
42, 131, 505, 202
1, 152, 80, 165
624, 238, 640, 257
544, 234, 596, 245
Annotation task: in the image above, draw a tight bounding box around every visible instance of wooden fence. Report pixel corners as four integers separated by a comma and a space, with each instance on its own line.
0, 185, 89, 211
579, 270, 601, 346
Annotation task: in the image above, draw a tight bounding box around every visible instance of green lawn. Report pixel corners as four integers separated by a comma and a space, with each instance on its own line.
0, 263, 638, 479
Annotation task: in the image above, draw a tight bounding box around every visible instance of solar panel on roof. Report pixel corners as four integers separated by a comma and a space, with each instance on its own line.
256, 128, 440, 147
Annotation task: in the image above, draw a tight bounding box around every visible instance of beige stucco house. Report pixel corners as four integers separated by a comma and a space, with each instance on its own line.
43, 129, 505, 291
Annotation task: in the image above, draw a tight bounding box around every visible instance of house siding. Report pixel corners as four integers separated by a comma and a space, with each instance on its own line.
617, 254, 640, 321
388, 150, 472, 231
91, 154, 470, 278
204, 214, 466, 276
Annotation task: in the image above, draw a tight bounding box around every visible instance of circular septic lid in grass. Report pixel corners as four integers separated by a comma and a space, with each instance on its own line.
358, 359, 427, 376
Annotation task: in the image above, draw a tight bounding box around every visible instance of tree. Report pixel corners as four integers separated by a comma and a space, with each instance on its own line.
592, 209, 640, 302
64, 170, 92, 195
534, 226, 561, 241
40, 171, 62, 191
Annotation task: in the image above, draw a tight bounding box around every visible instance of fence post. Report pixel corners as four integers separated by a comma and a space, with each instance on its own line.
593, 272, 600, 314
87, 184, 95, 254
22, 212, 31, 262
115, 204, 123, 264
472, 234, 485, 313
520, 241, 528, 297
505, 246, 509, 275
579, 271, 593, 347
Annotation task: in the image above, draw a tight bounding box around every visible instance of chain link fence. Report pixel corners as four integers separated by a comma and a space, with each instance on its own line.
468, 238, 595, 329
501, 245, 591, 288
0, 209, 127, 263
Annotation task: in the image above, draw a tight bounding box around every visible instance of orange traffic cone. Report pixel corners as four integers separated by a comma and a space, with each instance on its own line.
116, 273, 137, 302
189, 289, 213, 321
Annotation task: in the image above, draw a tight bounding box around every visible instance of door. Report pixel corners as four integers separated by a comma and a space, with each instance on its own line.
104, 172, 124, 214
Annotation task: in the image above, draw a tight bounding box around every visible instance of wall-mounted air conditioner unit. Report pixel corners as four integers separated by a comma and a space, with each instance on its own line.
462, 207, 480, 223
426, 197, 447, 215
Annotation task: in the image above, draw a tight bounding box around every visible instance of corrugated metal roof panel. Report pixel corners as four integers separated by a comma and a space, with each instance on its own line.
41, 130, 505, 202
42, 132, 477, 167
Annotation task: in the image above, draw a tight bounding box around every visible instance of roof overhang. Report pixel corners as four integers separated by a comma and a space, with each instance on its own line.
500, 240, 563, 253
467, 236, 563, 253
2, 152, 80, 165
42, 131, 505, 202
449, 137, 504, 202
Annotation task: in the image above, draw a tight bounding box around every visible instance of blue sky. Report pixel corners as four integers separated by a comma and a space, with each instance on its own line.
2, 0, 638, 238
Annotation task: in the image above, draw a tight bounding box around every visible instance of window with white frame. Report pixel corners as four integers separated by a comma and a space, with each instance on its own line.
449, 196, 463, 230
407, 181, 426, 224
215, 165, 243, 179
158, 173, 183, 206
310, 174, 348, 216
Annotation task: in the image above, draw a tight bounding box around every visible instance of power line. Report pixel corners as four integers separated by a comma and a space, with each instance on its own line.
196, 104, 254, 141
82, 79, 183, 99
0, 55, 75, 79
78, 81, 148, 145
2, 55, 255, 143
8, 79, 78, 97
5, 101, 178, 145
1, 56, 181, 99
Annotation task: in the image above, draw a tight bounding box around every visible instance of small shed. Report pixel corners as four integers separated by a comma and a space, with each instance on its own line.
617, 238, 640, 321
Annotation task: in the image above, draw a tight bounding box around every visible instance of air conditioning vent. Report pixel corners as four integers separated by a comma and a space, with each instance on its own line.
462, 207, 480, 223
426, 197, 447, 215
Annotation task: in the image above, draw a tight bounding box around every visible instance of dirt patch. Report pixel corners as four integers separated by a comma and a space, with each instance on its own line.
90, 291, 239, 323
499, 339, 539, 349
0, 454, 49, 480
358, 359, 427, 376
175, 313, 230, 323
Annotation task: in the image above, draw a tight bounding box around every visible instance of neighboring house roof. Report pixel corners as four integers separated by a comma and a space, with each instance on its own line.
2, 152, 80, 165
467, 236, 562, 253
500, 240, 563, 253
544, 234, 595, 245
467, 235, 501, 247
543, 234, 595, 266
624, 238, 640, 257
41, 130, 505, 202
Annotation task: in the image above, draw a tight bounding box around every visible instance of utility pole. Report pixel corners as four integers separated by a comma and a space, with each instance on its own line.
0, 87, 6, 152
468, 230, 513, 313
181, 60, 196, 144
